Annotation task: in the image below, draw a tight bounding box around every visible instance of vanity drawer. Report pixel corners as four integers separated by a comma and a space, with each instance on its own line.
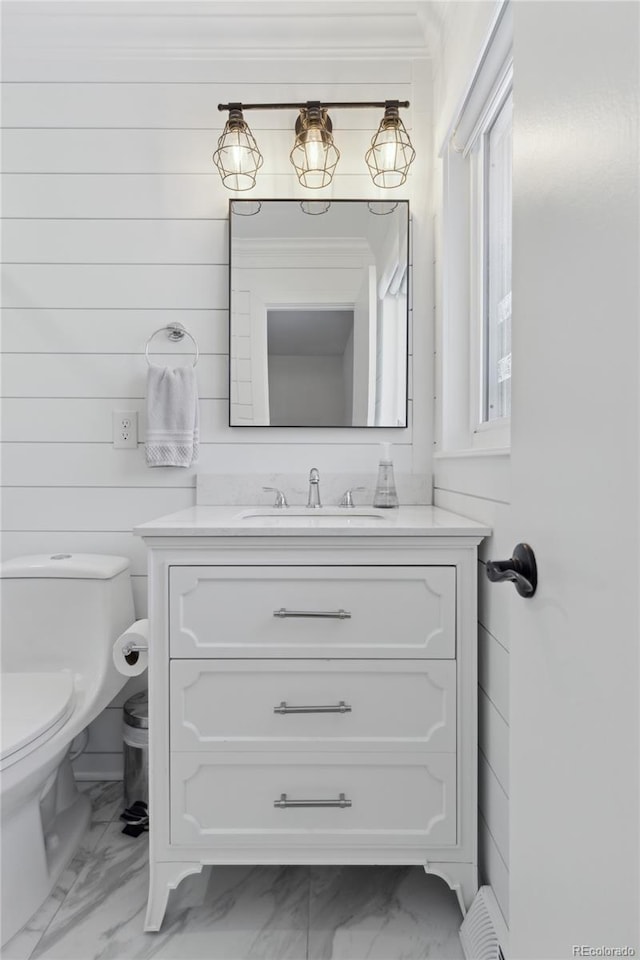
170, 659, 456, 752
170, 752, 456, 847
169, 566, 455, 659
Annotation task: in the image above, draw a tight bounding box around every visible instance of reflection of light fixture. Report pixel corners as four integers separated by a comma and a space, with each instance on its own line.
365, 101, 416, 188
212, 104, 263, 191
300, 200, 331, 216
231, 200, 262, 216
215, 100, 414, 191
290, 104, 340, 189
367, 201, 399, 216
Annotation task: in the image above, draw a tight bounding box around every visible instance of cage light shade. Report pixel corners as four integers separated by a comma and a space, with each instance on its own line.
290, 105, 340, 189
365, 103, 416, 188
300, 200, 331, 215
213, 108, 263, 191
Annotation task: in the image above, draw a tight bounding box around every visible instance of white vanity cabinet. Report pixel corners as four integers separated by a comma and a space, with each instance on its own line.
135, 507, 489, 932
168, 565, 456, 658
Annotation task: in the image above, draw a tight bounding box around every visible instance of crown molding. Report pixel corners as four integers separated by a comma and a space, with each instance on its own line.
233, 237, 373, 271
2, 1, 435, 63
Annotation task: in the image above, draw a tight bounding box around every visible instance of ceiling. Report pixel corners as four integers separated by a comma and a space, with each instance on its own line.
2, 1, 448, 61
268, 309, 354, 357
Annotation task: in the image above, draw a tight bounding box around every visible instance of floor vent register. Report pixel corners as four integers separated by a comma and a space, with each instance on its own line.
460, 885, 508, 960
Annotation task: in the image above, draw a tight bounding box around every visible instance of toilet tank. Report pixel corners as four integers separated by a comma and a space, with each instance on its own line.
0, 554, 135, 679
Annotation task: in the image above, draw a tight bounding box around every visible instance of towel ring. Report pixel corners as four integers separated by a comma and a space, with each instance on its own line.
145, 323, 199, 367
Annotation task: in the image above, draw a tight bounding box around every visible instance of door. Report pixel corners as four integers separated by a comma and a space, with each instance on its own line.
508, 3, 639, 956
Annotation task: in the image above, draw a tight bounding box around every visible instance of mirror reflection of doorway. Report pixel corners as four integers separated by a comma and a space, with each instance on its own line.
229, 200, 409, 428
267, 309, 354, 426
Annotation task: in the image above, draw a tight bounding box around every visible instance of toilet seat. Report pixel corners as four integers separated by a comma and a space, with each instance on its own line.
1, 672, 75, 769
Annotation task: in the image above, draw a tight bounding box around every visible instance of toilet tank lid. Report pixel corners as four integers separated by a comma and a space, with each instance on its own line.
0, 554, 130, 579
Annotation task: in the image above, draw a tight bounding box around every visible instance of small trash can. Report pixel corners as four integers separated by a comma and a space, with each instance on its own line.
123, 691, 148, 809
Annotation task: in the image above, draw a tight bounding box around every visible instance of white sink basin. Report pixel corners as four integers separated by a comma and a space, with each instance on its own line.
236, 508, 388, 522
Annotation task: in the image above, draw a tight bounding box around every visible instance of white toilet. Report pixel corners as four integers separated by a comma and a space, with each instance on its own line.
0, 554, 136, 945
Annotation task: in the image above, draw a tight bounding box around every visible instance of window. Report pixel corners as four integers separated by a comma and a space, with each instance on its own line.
473, 86, 513, 432
437, 2, 513, 453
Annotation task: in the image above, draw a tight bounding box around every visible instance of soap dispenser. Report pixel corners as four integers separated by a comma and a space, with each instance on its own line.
373, 442, 399, 508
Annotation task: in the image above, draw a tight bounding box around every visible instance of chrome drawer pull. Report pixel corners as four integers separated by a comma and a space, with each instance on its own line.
274, 793, 352, 809
274, 700, 352, 715
273, 608, 351, 620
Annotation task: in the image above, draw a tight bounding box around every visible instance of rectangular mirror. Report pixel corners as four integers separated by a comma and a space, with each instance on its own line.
229, 199, 409, 427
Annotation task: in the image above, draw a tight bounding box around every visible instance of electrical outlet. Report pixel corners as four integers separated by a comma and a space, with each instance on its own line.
112, 410, 138, 449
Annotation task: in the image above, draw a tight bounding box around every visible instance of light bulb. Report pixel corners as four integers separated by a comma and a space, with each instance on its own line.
377, 131, 399, 171
304, 130, 325, 171
228, 142, 255, 174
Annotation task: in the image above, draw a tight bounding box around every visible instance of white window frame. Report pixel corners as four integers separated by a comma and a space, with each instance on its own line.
468, 66, 513, 449
436, 1, 513, 456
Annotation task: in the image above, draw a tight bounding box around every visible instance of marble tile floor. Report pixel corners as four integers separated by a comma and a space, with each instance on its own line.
3, 781, 465, 960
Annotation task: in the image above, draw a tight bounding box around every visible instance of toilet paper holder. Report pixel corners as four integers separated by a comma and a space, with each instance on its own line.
122, 640, 148, 657
114, 619, 149, 675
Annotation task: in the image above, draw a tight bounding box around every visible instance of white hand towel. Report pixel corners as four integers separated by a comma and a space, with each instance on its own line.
145, 365, 199, 467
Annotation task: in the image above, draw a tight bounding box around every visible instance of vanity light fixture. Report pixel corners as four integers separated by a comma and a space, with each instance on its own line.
216, 100, 414, 190
212, 104, 264, 191
365, 101, 416, 188
290, 103, 339, 189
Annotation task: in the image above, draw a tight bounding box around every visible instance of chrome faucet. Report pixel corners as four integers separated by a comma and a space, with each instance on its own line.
262, 486, 288, 508
306, 467, 322, 508
339, 486, 365, 508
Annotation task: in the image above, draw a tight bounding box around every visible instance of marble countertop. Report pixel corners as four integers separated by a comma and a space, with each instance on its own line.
134, 505, 491, 538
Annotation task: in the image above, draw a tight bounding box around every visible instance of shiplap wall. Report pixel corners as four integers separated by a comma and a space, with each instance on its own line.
432, 0, 511, 928
0, 36, 433, 777
434, 471, 511, 924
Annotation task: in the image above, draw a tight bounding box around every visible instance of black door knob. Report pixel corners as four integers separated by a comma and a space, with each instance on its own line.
486, 543, 537, 598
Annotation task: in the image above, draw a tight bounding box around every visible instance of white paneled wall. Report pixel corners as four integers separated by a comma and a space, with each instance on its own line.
1, 36, 433, 779
433, 478, 511, 924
